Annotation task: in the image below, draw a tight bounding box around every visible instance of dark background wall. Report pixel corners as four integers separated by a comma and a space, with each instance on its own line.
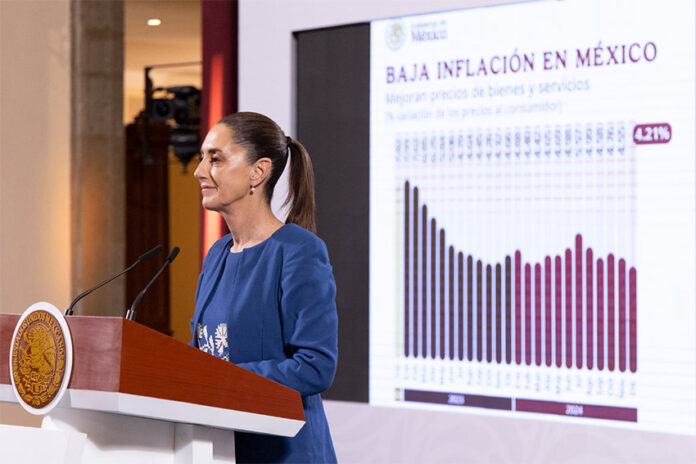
296, 24, 371, 402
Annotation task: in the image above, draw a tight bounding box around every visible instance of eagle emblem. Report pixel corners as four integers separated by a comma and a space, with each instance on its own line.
10, 305, 71, 413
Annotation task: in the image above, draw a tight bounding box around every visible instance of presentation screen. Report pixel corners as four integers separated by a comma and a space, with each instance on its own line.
369, 0, 696, 433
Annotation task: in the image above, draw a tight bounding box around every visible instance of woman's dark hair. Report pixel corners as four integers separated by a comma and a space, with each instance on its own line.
217, 112, 316, 232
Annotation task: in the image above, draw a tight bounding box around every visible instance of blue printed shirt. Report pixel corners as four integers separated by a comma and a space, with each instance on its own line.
190, 224, 338, 463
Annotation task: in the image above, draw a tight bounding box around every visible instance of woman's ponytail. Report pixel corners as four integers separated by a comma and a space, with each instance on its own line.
217, 112, 317, 232
284, 139, 316, 233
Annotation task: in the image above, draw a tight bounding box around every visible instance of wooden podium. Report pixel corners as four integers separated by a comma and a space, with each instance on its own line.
0, 314, 305, 463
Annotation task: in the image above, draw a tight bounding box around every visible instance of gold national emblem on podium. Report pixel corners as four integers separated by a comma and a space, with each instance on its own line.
10, 303, 73, 413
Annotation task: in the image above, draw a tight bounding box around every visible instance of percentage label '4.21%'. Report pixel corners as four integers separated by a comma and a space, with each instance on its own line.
633, 123, 672, 144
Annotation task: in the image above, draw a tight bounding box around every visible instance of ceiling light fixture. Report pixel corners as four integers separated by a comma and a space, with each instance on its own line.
147, 18, 161, 26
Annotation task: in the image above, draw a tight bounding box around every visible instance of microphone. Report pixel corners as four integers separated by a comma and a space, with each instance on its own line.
65, 245, 163, 316
125, 247, 180, 321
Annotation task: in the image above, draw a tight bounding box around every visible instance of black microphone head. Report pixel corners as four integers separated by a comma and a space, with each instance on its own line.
139, 245, 163, 263
167, 246, 180, 263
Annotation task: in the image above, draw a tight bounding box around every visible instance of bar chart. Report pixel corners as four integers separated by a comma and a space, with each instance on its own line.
402, 180, 637, 372
373, 122, 650, 426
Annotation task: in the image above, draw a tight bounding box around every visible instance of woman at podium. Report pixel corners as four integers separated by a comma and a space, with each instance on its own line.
189, 112, 338, 463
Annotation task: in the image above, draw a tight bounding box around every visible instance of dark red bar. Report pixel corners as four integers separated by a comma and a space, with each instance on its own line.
404, 389, 512, 411
404, 181, 410, 357
449, 246, 454, 360
458, 252, 464, 361
544, 257, 552, 367
586, 248, 593, 369
554, 255, 562, 367
477, 260, 483, 362
629, 267, 637, 373
575, 234, 583, 369
515, 251, 522, 365
413, 187, 425, 357
607, 254, 615, 371
515, 398, 637, 422
467, 256, 473, 361
505, 256, 512, 364
440, 229, 446, 360
431, 219, 436, 359
525, 263, 531, 366
486, 264, 492, 363
495, 263, 502, 364
619, 258, 626, 372
534, 263, 541, 366
597, 258, 604, 370
421, 205, 427, 358
565, 249, 572, 368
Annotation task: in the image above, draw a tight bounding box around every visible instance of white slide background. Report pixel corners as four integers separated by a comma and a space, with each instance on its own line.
370, 0, 695, 435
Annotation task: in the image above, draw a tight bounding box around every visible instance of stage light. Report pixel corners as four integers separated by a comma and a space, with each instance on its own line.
150, 86, 201, 170
147, 18, 161, 26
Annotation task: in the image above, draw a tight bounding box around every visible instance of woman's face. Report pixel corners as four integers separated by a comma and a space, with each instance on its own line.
194, 124, 254, 212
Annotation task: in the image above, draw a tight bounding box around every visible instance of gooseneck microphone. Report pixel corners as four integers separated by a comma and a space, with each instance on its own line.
65, 245, 163, 316
125, 247, 180, 321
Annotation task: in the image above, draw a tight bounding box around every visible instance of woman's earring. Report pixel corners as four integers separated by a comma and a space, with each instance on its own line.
250, 185, 256, 194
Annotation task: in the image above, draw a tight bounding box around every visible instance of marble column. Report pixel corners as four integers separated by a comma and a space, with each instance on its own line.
70, 0, 125, 316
